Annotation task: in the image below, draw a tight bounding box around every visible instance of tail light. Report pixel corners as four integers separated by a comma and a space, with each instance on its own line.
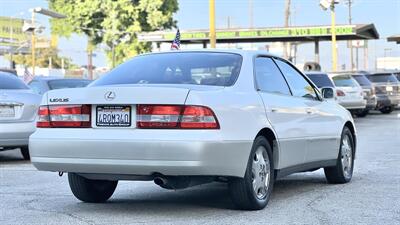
37, 105, 91, 128
336, 90, 346, 97
137, 105, 219, 129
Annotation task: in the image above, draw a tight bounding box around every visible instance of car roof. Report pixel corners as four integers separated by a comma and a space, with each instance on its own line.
304, 71, 328, 75
368, 71, 397, 75
139, 49, 280, 58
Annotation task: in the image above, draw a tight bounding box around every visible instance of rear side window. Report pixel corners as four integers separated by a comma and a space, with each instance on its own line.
48, 79, 91, 90
306, 74, 334, 88
254, 57, 290, 95
332, 75, 359, 87
91, 52, 242, 87
367, 74, 398, 83
352, 75, 372, 86
275, 59, 317, 100
0, 72, 29, 90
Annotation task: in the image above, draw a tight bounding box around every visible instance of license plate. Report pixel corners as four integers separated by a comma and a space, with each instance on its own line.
0, 105, 15, 117
96, 106, 131, 127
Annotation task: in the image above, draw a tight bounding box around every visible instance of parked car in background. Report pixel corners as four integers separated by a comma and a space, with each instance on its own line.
28, 77, 92, 95
30, 50, 356, 210
305, 72, 336, 90
351, 73, 377, 117
329, 74, 366, 115
366, 72, 400, 114
0, 72, 41, 159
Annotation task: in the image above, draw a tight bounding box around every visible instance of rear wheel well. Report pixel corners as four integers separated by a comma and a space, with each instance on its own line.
255, 128, 276, 153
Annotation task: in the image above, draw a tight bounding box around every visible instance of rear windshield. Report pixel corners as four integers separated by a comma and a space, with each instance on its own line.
367, 74, 399, 83
352, 75, 372, 86
91, 52, 242, 87
332, 75, 359, 87
305, 74, 334, 88
0, 72, 29, 90
48, 79, 91, 90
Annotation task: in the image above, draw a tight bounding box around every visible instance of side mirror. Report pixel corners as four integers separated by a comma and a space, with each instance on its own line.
321, 87, 335, 99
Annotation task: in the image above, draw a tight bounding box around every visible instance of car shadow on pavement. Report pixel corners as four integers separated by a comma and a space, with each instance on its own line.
72, 171, 330, 212
0, 149, 26, 163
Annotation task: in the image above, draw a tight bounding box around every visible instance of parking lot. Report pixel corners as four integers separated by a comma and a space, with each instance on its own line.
0, 111, 399, 225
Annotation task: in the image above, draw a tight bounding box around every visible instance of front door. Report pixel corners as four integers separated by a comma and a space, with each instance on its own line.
254, 56, 309, 169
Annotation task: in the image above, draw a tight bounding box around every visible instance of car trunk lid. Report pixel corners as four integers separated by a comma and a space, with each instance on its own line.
0, 90, 40, 122
44, 85, 223, 128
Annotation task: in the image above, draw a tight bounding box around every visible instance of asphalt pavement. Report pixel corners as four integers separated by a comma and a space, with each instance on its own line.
1, 111, 399, 225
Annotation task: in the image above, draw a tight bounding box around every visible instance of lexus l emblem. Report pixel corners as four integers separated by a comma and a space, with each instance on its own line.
104, 91, 116, 101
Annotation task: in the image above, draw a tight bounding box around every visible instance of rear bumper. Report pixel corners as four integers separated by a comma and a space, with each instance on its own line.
29, 129, 252, 178
0, 121, 35, 147
376, 95, 400, 108
337, 98, 366, 110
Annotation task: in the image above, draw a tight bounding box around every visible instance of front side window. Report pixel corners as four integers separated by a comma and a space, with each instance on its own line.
254, 57, 291, 95
275, 59, 317, 100
91, 52, 242, 87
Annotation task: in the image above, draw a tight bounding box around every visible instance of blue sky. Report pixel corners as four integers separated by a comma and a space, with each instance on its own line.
1, 0, 399, 70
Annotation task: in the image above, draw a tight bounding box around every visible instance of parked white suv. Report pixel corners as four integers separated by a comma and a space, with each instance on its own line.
30, 50, 356, 210
329, 74, 366, 114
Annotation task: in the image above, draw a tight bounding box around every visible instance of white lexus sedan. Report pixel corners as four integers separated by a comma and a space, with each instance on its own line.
30, 50, 356, 210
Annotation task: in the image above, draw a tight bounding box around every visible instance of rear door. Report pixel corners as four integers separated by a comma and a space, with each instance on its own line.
274, 59, 341, 163
254, 56, 309, 168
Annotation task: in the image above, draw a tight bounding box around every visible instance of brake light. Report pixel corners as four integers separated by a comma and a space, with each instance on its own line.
137, 105, 219, 129
336, 90, 346, 96
37, 105, 91, 128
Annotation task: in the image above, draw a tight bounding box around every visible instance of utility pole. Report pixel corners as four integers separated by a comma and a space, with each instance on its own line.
31, 11, 36, 76
209, 0, 216, 48
283, 0, 291, 60
87, 41, 93, 80
249, 0, 254, 28
346, 0, 354, 71
331, 6, 337, 71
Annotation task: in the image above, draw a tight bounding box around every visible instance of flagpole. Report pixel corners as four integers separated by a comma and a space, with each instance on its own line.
209, 0, 216, 48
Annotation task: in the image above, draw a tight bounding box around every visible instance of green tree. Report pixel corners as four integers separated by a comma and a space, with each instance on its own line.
49, 0, 178, 66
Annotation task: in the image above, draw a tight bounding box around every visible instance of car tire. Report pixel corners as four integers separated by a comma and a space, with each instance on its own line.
355, 109, 368, 117
379, 106, 393, 114
228, 136, 274, 210
324, 127, 355, 184
68, 173, 118, 203
20, 147, 30, 160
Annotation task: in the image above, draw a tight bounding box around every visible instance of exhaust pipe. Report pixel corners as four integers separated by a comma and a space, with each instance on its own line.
154, 177, 167, 186
153, 176, 214, 190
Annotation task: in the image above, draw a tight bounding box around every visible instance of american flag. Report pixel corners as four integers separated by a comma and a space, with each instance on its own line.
170, 29, 180, 50
23, 67, 34, 84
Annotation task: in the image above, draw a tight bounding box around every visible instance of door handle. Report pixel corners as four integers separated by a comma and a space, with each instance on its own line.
271, 108, 278, 113
306, 108, 314, 114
